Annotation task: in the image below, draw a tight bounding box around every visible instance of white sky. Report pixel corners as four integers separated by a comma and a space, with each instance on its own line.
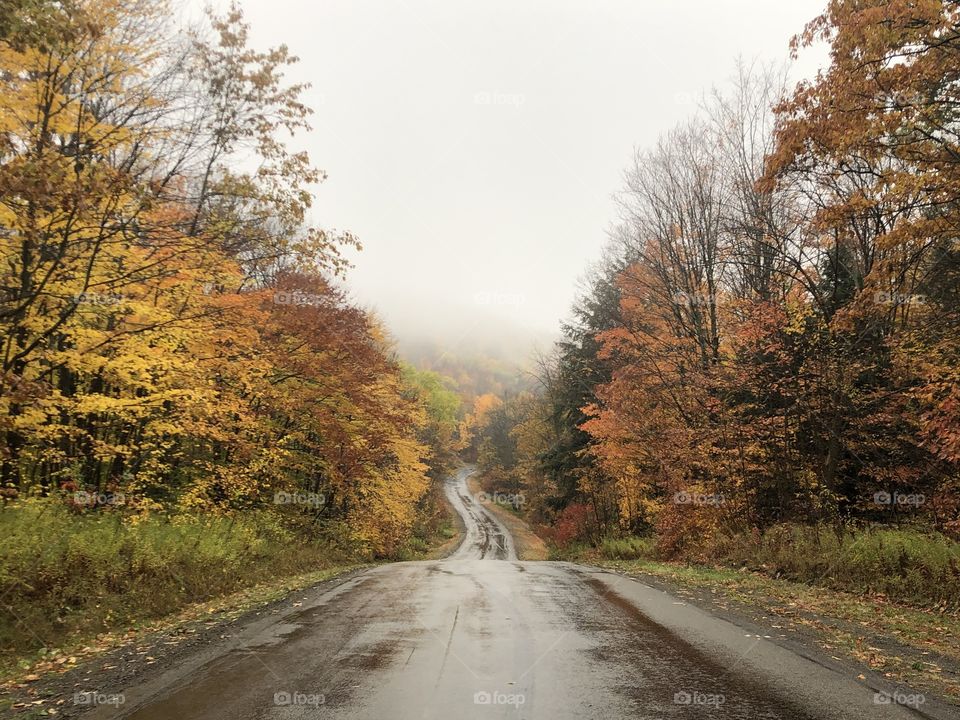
190, 0, 828, 354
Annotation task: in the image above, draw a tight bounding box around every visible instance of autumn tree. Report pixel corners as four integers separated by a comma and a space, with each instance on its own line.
0, 0, 440, 556
766, 0, 960, 525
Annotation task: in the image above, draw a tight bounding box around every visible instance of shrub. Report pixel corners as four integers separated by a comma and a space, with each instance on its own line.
689, 523, 960, 609
0, 499, 352, 664
598, 536, 656, 560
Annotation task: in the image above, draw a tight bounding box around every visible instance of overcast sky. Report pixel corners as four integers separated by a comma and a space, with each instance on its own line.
190, 0, 828, 357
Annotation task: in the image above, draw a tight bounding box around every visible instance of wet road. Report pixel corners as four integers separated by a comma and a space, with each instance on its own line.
444, 466, 515, 560
93, 469, 937, 720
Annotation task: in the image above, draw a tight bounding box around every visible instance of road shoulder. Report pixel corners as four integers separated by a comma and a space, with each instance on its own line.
577, 558, 960, 719
0, 566, 371, 717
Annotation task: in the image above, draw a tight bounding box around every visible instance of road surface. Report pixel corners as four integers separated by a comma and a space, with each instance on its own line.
90, 468, 942, 719
444, 466, 515, 560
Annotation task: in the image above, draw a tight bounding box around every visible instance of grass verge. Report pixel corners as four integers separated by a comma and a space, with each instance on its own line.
0, 490, 460, 685
399, 483, 462, 560
0, 563, 367, 691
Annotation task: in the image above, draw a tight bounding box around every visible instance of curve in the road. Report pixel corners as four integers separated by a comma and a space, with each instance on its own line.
444, 466, 516, 561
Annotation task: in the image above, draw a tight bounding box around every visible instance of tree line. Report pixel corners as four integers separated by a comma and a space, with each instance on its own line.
0, 0, 461, 556
467, 0, 960, 552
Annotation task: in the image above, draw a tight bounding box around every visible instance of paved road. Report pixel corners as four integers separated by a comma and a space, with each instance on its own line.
444, 466, 515, 560
92, 469, 944, 720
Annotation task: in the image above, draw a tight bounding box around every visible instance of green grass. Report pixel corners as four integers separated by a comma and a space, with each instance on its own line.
394, 516, 458, 560
0, 499, 355, 666
558, 524, 960, 610
389, 483, 462, 561
597, 535, 656, 560
708, 524, 960, 609
0, 486, 465, 676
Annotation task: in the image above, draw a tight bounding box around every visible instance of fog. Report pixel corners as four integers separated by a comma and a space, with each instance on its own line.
196, 0, 828, 368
